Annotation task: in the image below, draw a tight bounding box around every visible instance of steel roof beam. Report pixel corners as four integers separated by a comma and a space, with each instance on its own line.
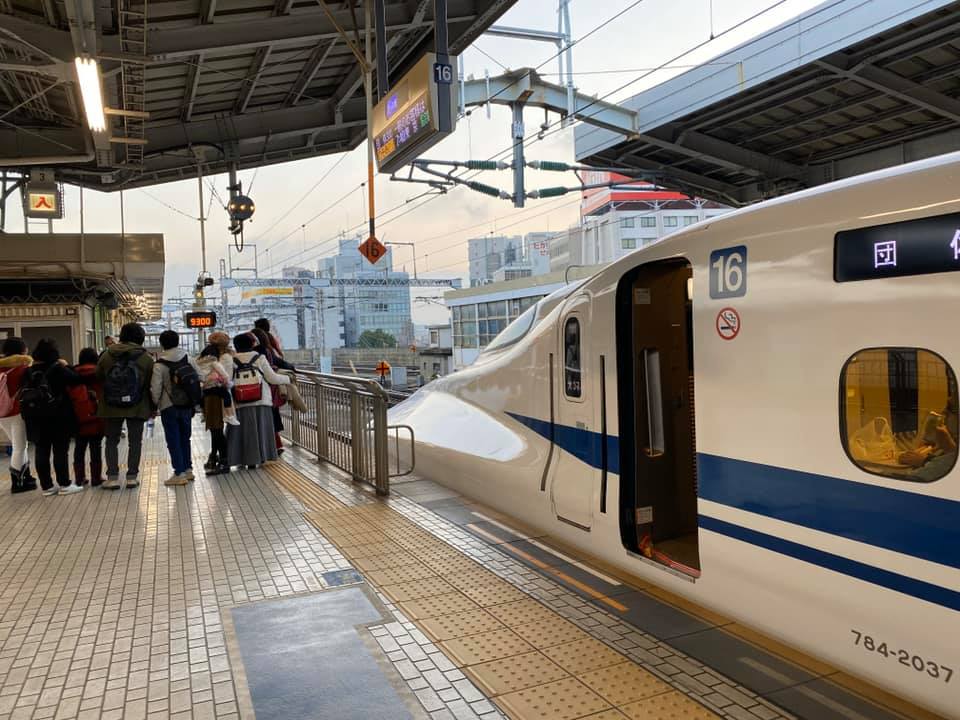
149, 5, 419, 59
181, 56, 203, 121
148, 96, 366, 152
234, 46, 271, 113
818, 53, 960, 123
200, 0, 217, 24
285, 40, 337, 106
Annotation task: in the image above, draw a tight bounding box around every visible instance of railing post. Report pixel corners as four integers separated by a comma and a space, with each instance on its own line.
350, 392, 363, 482
290, 379, 301, 447
373, 394, 389, 495
316, 381, 328, 460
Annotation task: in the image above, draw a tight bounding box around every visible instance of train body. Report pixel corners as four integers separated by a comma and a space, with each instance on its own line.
389, 151, 960, 717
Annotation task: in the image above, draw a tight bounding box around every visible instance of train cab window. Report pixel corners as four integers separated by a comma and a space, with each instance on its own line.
841, 348, 958, 482
564, 317, 582, 398
483, 303, 538, 353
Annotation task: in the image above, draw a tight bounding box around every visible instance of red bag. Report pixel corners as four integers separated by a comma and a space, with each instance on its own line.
232, 359, 263, 403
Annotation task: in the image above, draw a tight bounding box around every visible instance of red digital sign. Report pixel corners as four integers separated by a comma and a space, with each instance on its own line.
185, 311, 216, 329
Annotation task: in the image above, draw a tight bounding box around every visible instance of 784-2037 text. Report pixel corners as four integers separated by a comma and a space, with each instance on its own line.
851, 630, 953, 682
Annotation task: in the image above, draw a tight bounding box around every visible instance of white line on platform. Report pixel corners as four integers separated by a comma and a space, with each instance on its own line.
471, 512, 621, 586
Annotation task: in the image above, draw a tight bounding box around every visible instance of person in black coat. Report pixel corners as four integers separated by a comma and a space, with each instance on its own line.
22, 338, 84, 495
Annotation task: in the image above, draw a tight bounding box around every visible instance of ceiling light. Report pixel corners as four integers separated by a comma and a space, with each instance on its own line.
74, 57, 106, 133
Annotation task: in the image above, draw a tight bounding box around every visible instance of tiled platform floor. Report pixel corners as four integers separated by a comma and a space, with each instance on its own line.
0, 423, 935, 720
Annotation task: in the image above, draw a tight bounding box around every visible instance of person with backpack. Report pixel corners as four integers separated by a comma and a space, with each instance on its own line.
227, 332, 290, 469
0, 337, 38, 493
70, 348, 106, 486
150, 330, 202, 486
96, 322, 155, 489
22, 338, 83, 495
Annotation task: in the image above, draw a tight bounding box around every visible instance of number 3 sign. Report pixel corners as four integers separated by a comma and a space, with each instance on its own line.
709, 245, 747, 299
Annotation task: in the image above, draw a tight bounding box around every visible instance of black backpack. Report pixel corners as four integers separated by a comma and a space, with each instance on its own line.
104, 349, 146, 409
160, 357, 202, 408
19, 366, 59, 420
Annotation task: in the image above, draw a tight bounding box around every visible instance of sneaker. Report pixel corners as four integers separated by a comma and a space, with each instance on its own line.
164, 474, 188, 487
183, 469, 195, 482
125, 475, 139, 489
59, 484, 84, 495
225, 415, 240, 426
102, 477, 121, 490
41, 486, 59, 496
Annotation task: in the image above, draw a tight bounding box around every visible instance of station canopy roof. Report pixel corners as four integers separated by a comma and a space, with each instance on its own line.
575, 0, 960, 206
0, 0, 515, 190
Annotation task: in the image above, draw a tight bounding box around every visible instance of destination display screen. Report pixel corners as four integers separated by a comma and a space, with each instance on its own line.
185, 311, 217, 328
835, 212, 960, 282
374, 92, 431, 167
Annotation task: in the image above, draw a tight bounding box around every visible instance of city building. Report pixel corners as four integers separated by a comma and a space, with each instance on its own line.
468, 232, 556, 287
419, 323, 453, 380
550, 172, 733, 271
319, 237, 414, 347
445, 266, 600, 369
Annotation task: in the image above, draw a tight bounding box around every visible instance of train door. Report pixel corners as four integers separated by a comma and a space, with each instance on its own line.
619, 260, 700, 575
550, 294, 595, 530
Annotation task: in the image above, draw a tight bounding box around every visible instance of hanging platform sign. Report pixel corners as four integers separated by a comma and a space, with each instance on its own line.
23, 168, 63, 219
371, 52, 458, 174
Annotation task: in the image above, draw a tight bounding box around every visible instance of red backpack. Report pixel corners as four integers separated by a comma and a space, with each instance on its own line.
68, 383, 98, 424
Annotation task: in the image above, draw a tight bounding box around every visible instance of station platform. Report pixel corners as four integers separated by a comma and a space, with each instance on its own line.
0, 424, 942, 720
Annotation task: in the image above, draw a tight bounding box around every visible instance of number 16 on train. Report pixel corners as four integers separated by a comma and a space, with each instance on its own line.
709, 245, 747, 299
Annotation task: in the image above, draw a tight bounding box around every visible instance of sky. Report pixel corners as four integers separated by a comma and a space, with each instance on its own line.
14, 0, 824, 326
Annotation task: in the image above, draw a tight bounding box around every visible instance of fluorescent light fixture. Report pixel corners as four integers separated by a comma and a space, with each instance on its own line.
74, 57, 106, 133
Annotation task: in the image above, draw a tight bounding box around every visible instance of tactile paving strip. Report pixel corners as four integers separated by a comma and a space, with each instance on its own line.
579, 662, 673, 706
420, 609, 505, 642
467, 652, 569, 696
440, 628, 535, 666
511, 618, 590, 649
379, 576, 458, 602
496, 676, 611, 720
544, 638, 628, 676
398, 592, 480, 620
486, 598, 560, 627
620, 691, 720, 720
290, 478, 722, 720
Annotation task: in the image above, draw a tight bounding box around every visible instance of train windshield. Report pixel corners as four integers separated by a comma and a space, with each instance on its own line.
483, 303, 539, 353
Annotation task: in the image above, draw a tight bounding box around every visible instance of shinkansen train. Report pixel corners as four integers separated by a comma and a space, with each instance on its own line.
389, 151, 960, 717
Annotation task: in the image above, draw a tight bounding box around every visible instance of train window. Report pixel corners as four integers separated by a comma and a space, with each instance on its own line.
483, 303, 538, 353
841, 348, 958, 483
564, 317, 582, 398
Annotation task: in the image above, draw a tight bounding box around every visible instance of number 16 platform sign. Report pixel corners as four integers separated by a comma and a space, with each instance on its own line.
359, 236, 387, 265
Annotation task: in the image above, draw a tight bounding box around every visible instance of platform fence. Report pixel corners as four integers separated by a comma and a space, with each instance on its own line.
278, 370, 414, 495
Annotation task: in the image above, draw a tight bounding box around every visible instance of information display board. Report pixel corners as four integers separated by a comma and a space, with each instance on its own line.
185, 311, 217, 329
835, 212, 960, 282
371, 53, 457, 174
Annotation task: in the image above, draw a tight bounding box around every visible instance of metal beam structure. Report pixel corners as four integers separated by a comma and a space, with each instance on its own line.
0, 0, 518, 190
576, 0, 960, 206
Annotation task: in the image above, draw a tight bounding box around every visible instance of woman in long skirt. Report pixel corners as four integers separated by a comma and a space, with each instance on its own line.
226, 332, 290, 469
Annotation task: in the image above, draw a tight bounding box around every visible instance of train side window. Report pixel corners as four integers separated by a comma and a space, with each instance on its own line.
564, 317, 582, 398
841, 348, 958, 482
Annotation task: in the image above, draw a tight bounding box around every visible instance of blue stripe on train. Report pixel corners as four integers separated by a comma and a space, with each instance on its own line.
506, 411, 960, 570
698, 453, 960, 571
699, 515, 960, 612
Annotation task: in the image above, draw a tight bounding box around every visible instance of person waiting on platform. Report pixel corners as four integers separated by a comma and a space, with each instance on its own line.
0, 337, 37, 494
69, 348, 106, 487
97, 322, 155, 489
251, 327, 294, 456
197, 331, 238, 476
227, 332, 290, 469
20, 338, 84, 495
151, 330, 203, 486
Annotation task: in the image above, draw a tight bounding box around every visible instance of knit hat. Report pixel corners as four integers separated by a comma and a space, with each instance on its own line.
208, 331, 230, 348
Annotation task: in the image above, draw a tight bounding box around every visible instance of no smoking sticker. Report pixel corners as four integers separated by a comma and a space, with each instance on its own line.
716, 307, 740, 340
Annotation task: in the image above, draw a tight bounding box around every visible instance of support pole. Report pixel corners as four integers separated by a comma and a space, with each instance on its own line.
364, 0, 376, 246
197, 165, 207, 276
511, 102, 526, 208
434, 0, 451, 132
374, 0, 388, 100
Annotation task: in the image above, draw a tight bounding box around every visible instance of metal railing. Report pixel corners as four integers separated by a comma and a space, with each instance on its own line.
278, 370, 415, 495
